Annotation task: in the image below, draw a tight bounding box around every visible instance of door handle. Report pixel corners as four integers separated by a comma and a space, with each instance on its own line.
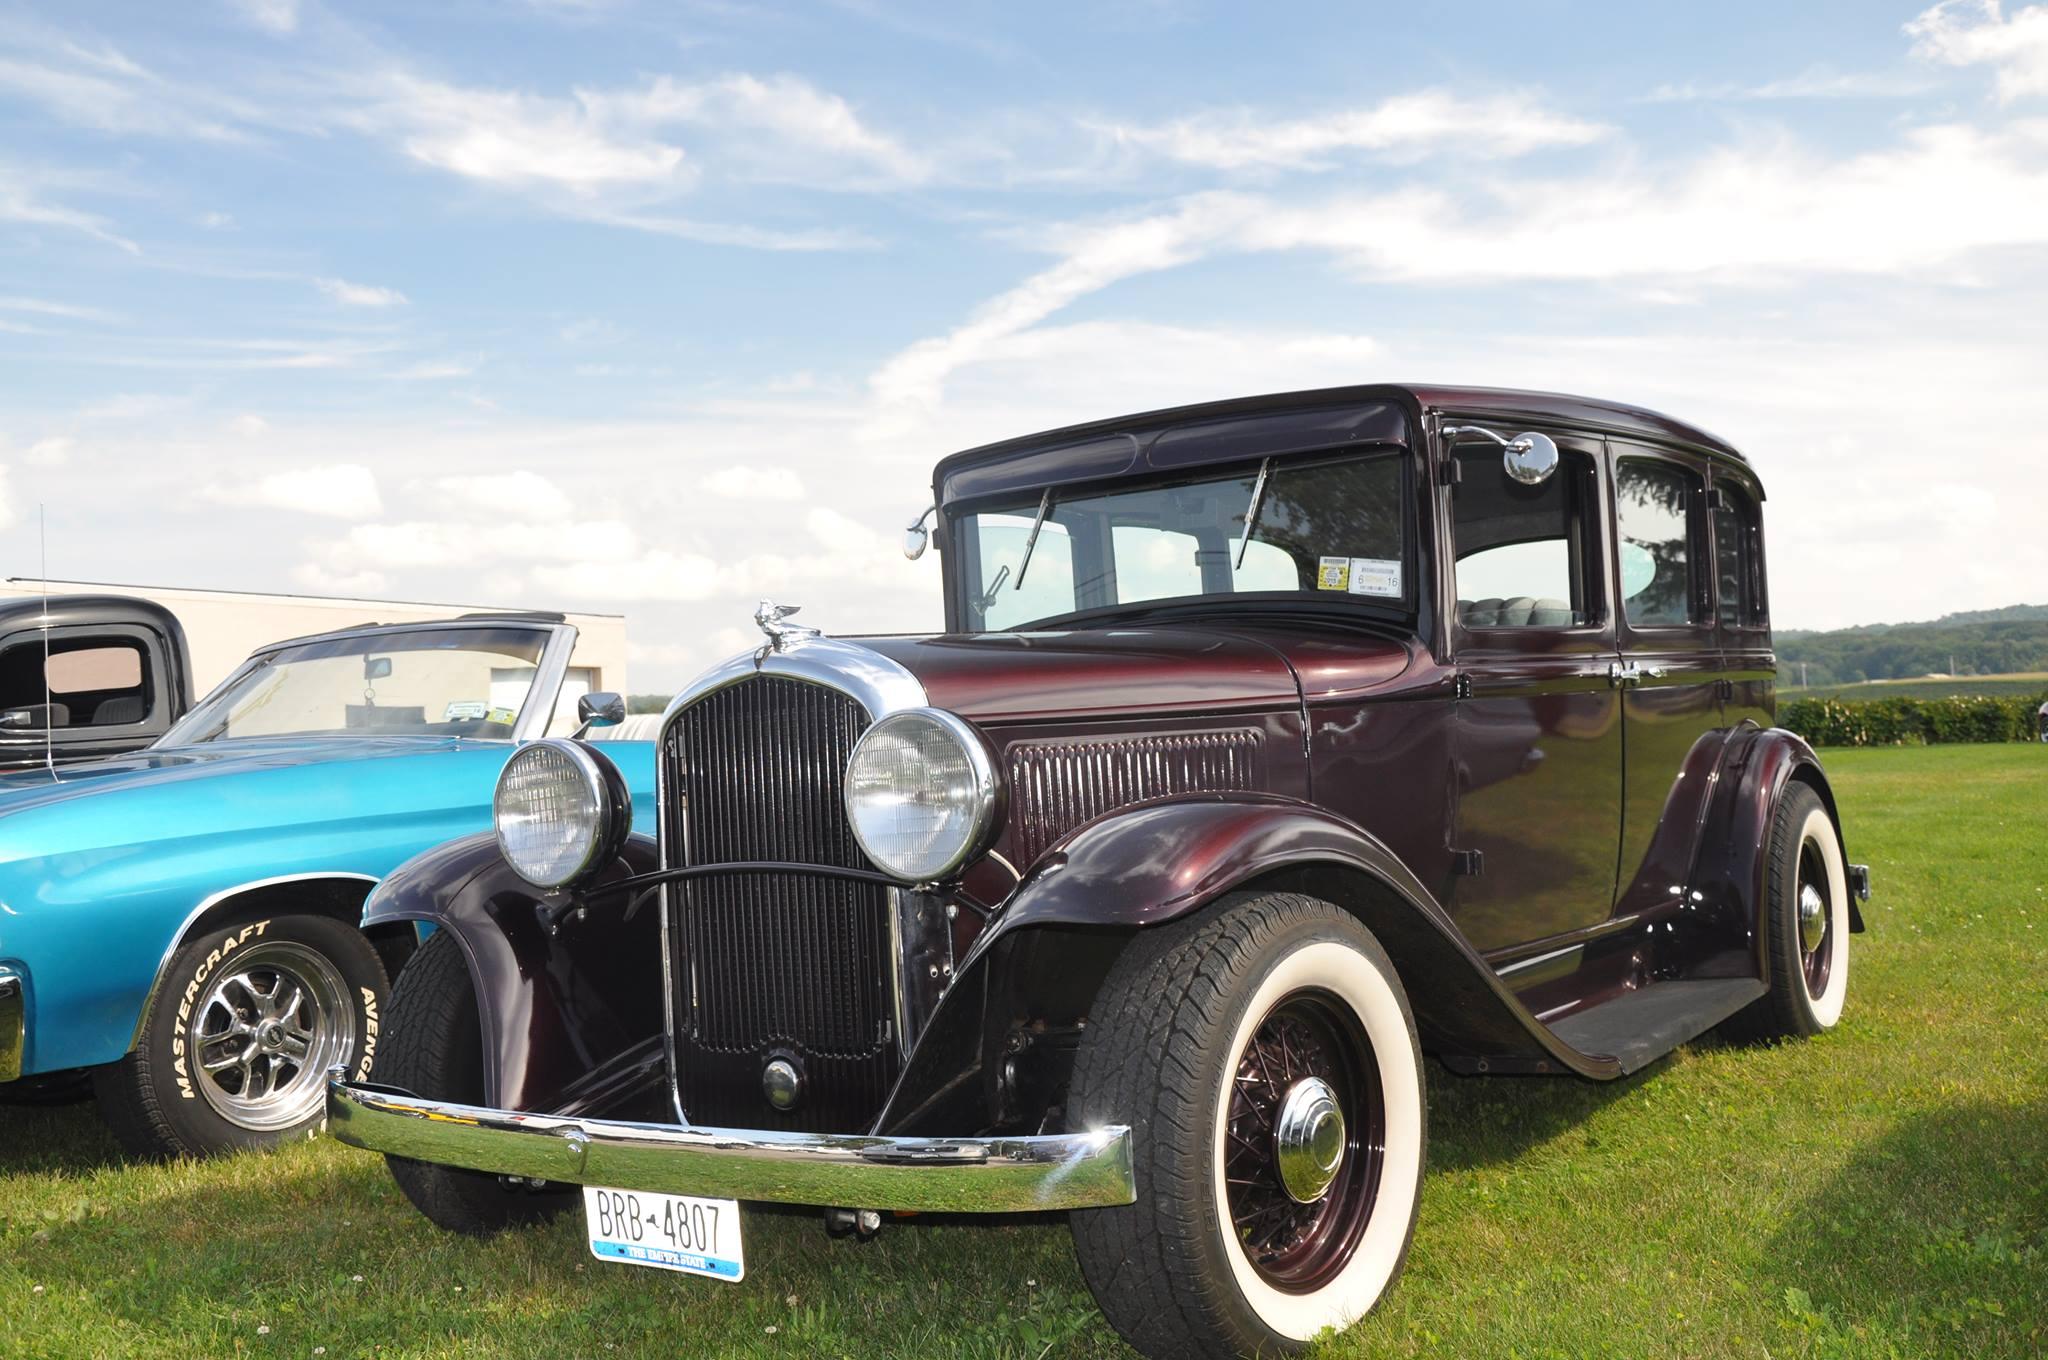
1609, 661, 1668, 688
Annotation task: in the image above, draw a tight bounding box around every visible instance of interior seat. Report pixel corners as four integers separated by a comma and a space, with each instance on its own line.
1458, 597, 1575, 628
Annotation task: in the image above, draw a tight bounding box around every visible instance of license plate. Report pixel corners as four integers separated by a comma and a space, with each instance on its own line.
581, 1187, 744, 1282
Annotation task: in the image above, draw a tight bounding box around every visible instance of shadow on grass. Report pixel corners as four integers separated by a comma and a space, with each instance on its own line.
1422, 1056, 1654, 1173
1764, 1094, 2048, 1358
0, 1098, 125, 1177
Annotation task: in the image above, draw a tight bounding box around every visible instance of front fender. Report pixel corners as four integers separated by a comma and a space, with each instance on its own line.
363, 832, 665, 1114
874, 795, 1621, 1133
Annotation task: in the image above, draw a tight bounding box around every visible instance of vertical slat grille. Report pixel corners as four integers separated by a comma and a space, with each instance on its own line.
1009, 730, 1261, 864
664, 676, 896, 1132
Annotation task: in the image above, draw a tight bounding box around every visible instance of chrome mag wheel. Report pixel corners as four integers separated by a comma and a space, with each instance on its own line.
1223, 989, 1384, 1293
187, 940, 354, 1131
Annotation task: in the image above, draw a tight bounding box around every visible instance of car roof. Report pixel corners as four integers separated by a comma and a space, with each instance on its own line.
932, 382, 1751, 505
252, 614, 570, 655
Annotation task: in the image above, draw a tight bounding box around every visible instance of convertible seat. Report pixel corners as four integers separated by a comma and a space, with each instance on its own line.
1458, 597, 1575, 628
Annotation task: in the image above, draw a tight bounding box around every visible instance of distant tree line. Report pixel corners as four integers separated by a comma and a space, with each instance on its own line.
1777, 604, 2048, 688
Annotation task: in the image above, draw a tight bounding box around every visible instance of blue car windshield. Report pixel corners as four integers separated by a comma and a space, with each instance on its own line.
160, 626, 551, 746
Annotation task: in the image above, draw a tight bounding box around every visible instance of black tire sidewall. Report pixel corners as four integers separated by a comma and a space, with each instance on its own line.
136, 913, 387, 1155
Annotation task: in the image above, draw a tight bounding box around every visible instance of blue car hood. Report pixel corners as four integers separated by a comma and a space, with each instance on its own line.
0, 736, 515, 866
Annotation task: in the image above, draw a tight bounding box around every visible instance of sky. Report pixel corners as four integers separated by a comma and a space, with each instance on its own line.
2, 0, 2046, 691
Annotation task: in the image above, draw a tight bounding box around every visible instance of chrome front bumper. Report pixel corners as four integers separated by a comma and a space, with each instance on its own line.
326, 1077, 1136, 1213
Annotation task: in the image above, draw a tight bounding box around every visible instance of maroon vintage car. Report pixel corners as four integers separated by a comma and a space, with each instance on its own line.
328, 384, 1869, 1359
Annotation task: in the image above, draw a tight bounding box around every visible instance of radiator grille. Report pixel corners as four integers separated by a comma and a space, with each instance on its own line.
1009, 730, 1261, 864
664, 675, 897, 1133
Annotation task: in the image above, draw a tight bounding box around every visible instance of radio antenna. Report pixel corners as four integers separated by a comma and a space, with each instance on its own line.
40, 504, 54, 775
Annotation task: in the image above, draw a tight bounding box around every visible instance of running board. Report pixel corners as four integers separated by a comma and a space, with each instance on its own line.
1546, 978, 1767, 1076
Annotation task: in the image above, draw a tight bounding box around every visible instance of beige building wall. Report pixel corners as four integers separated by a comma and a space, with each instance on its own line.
0, 579, 629, 704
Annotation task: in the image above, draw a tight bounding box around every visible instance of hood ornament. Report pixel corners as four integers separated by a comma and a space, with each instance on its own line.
754, 599, 819, 653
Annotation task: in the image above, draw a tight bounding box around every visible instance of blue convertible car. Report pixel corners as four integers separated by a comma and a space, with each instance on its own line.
0, 612, 654, 1157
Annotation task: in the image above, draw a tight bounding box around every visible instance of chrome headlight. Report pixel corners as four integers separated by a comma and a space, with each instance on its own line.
494, 739, 629, 889
845, 708, 998, 883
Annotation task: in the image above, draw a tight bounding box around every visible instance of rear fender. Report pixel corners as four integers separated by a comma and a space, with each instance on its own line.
1691, 726, 1865, 985
361, 832, 665, 1115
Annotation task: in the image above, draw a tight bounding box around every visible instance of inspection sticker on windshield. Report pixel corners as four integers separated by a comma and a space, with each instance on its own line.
583, 1187, 745, 1282
1316, 556, 1351, 591
1346, 558, 1402, 598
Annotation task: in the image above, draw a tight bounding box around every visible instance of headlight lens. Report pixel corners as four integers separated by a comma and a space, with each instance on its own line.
845, 709, 996, 883
494, 740, 621, 888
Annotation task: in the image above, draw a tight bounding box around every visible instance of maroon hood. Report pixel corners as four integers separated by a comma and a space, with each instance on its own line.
856, 627, 1408, 725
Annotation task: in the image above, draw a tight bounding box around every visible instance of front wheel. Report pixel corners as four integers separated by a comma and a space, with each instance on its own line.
1721, 781, 1851, 1042
95, 913, 388, 1158
1069, 892, 1426, 1360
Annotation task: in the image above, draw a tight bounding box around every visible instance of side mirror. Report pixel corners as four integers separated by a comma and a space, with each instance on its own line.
577, 691, 626, 729
1503, 432, 1560, 486
363, 656, 393, 681
904, 504, 937, 561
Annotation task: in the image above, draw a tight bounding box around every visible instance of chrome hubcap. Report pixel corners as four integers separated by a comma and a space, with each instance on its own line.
1798, 882, 1828, 955
1273, 1076, 1347, 1204
188, 941, 353, 1131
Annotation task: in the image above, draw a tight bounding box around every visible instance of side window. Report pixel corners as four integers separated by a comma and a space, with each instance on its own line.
1714, 483, 1766, 628
0, 637, 153, 729
1615, 461, 1704, 628
1452, 445, 1598, 629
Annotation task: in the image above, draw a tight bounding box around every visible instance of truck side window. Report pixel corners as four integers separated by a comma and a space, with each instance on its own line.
1714, 483, 1766, 628
1452, 446, 1598, 629
0, 639, 152, 728
1616, 461, 1703, 628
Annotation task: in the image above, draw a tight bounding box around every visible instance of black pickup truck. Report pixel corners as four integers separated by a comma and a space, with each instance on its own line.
0, 594, 193, 773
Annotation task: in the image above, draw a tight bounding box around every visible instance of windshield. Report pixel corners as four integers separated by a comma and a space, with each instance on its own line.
952, 450, 1408, 631
161, 626, 551, 747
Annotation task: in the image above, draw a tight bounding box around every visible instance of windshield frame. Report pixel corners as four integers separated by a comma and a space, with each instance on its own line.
156, 620, 577, 749
942, 444, 1420, 635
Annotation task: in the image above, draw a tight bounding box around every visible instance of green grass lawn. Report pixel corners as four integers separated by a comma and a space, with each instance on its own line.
1785, 673, 2048, 703
3, 745, 2044, 1358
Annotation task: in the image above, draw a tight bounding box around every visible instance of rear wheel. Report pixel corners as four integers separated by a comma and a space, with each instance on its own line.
1722, 782, 1850, 1042
380, 930, 573, 1234
1068, 892, 1426, 1359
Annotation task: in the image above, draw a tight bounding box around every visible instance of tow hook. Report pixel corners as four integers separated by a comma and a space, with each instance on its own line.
824, 1207, 884, 1239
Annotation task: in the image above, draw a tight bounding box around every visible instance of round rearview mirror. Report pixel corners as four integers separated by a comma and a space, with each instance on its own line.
904, 504, 936, 560
1504, 432, 1560, 486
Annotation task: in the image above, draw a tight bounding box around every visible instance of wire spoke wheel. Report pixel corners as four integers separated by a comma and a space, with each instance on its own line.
1795, 839, 1834, 1001
187, 940, 354, 1132
1222, 988, 1384, 1294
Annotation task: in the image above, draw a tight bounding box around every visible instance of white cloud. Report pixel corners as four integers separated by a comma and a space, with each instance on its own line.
1909, 1, 2048, 101
0, 295, 117, 321
227, 0, 300, 34
315, 517, 641, 571
316, 277, 409, 307
0, 465, 12, 528
428, 469, 574, 519
290, 562, 389, 596
704, 465, 804, 500
203, 463, 384, 518
875, 119, 2048, 415
1099, 90, 1610, 170
1644, 67, 1938, 102
532, 548, 725, 600
0, 25, 265, 142
0, 162, 138, 253
230, 414, 269, 436
390, 357, 479, 380
25, 436, 74, 466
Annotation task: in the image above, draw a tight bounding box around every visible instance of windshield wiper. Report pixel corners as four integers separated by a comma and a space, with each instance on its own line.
1235, 457, 1272, 570
1013, 488, 1054, 590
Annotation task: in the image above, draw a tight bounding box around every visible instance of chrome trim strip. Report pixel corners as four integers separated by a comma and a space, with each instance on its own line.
654, 633, 929, 1126
128, 872, 382, 1051
512, 624, 581, 744
327, 1076, 1135, 1213
0, 969, 23, 1083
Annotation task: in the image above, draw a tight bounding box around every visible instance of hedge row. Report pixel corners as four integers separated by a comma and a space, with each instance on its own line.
1778, 693, 2048, 747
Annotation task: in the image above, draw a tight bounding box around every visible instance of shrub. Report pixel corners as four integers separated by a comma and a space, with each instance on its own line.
1779, 692, 2047, 747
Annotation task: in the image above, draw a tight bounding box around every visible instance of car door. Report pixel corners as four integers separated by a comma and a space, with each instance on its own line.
1445, 429, 1624, 954
1610, 444, 1725, 919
